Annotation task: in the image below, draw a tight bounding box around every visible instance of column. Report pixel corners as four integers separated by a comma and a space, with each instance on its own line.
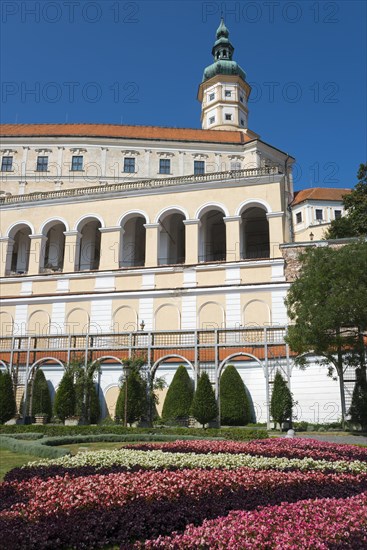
28, 234, 47, 275
183, 219, 200, 264
0, 237, 13, 276
267, 212, 284, 258
99, 226, 121, 270
63, 230, 80, 272
223, 216, 241, 262
21, 147, 29, 179
100, 147, 108, 179
144, 223, 159, 267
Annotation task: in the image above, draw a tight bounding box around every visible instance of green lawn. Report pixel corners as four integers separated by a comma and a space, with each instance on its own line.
58, 441, 129, 454
0, 449, 37, 481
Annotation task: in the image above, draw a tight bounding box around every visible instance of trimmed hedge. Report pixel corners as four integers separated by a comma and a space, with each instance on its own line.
3, 432, 44, 440
0, 424, 268, 440
162, 365, 194, 422
0, 436, 70, 459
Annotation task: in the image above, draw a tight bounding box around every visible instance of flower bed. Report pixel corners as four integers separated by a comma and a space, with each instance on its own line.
125, 437, 367, 462
1, 438, 366, 548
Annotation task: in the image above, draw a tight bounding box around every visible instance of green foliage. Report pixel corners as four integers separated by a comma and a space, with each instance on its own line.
0, 435, 70, 459
190, 372, 218, 428
89, 384, 101, 424
162, 366, 194, 422
270, 371, 294, 429
285, 242, 367, 423
115, 363, 148, 426
31, 369, 52, 420
71, 358, 101, 423
220, 365, 250, 426
0, 423, 268, 439
0, 371, 16, 424
349, 368, 367, 431
325, 163, 367, 239
53, 372, 76, 422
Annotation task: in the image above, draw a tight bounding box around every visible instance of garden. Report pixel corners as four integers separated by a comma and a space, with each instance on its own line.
1, 436, 367, 548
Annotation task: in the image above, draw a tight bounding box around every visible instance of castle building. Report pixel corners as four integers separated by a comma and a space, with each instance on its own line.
0, 20, 350, 424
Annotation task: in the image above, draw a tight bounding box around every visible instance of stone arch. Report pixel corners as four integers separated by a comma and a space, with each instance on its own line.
28, 357, 65, 381
40, 219, 67, 271
198, 301, 225, 329
195, 203, 229, 219
6, 222, 33, 274
243, 300, 271, 326
235, 199, 272, 216
27, 310, 51, 336
240, 204, 270, 259
75, 216, 102, 271
151, 354, 195, 380
120, 215, 146, 268
154, 303, 181, 330
74, 214, 105, 231
91, 355, 125, 367
154, 206, 189, 224
198, 206, 227, 262
118, 210, 149, 227
39, 217, 69, 234
112, 306, 138, 332
156, 208, 187, 266
65, 308, 90, 334
6, 220, 35, 238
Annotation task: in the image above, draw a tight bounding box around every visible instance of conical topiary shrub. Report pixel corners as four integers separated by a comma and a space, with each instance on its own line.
190, 371, 218, 428
115, 369, 147, 425
162, 365, 194, 423
89, 383, 101, 424
0, 370, 16, 424
349, 368, 367, 431
270, 370, 294, 430
53, 372, 76, 422
220, 364, 250, 426
30, 368, 52, 420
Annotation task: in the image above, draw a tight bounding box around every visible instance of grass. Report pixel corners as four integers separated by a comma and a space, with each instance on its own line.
0, 449, 37, 481
58, 441, 130, 454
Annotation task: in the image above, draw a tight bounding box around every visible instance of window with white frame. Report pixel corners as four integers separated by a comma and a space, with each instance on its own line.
225, 90, 231, 97
123, 157, 135, 173
209, 116, 215, 124
334, 210, 342, 219
1, 156, 13, 172
36, 156, 48, 172
159, 158, 170, 174
296, 212, 302, 224
225, 113, 232, 121
315, 209, 323, 221
71, 155, 83, 171
209, 92, 215, 101
194, 160, 205, 175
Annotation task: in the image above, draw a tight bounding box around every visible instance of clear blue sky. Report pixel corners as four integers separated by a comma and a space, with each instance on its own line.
1, 0, 366, 190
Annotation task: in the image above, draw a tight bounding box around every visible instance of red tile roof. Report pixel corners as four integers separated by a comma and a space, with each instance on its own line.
292, 187, 351, 205
0, 123, 252, 144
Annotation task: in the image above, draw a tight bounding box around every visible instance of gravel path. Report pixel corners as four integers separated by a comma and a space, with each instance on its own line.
293, 433, 367, 446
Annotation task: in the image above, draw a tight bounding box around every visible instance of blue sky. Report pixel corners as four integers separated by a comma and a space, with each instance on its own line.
1, 0, 366, 190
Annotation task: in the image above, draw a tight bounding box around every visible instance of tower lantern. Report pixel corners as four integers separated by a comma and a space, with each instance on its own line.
198, 18, 251, 131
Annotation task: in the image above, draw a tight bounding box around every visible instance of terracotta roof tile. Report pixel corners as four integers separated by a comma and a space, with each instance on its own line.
0, 123, 252, 145
292, 187, 351, 205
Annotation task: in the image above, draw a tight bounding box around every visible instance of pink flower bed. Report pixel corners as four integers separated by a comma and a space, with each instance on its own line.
1, 468, 366, 548
126, 437, 367, 462
139, 491, 367, 549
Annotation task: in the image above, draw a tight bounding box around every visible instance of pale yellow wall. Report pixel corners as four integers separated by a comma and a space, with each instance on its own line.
112, 304, 138, 332
154, 301, 181, 330
27, 305, 52, 335
65, 304, 91, 334
197, 298, 226, 329
240, 265, 272, 284
0, 309, 15, 336
105, 386, 119, 418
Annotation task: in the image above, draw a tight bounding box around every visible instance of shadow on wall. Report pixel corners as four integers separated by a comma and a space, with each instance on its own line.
245, 384, 257, 423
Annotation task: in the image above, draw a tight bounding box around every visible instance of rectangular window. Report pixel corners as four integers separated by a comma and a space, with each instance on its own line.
159, 158, 170, 174
71, 155, 83, 171
36, 156, 48, 172
209, 116, 215, 124
225, 113, 232, 120
123, 157, 135, 173
209, 92, 215, 101
296, 212, 302, 224
194, 160, 205, 175
240, 119, 245, 127
230, 161, 241, 170
225, 90, 231, 97
334, 209, 342, 219
315, 209, 323, 221
240, 95, 244, 103
1, 156, 13, 172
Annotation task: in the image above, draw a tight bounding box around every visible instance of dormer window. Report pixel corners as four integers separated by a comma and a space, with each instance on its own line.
223, 50, 227, 57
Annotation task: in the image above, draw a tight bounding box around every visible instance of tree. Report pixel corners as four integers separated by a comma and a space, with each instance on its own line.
349, 368, 367, 431
53, 371, 76, 422
325, 163, 367, 239
162, 365, 194, 423
30, 368, 52, 420
285, 242, 367, 425
72, 358, 101, 423
270, 370, 294, 430
0, 371, 16, 424
220, 365, 250, 426
115, 357, 148, 426
89, 383, 101, 424
190, 371, 218, 428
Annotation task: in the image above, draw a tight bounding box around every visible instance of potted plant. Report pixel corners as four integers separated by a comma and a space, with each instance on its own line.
34, 413, 48, 425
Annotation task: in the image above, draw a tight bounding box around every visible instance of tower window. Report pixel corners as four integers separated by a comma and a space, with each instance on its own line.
223, 50, 227, 57
240, 95, 244, 103
36, 156, 48, 172
71, 155, 83, 171
225, 90, 231, 97
225, 114, 232, 121
1, 156, 13, 172
240, 119, 245, 127
194, 160, 205, 175
159, 158, 171, 174
334, 210, 342, 219
315, 209, 323, 221
209, 116, 215, 124
296, 212, 302, 224
209, 93, 215, 101
124, 157, 135, 173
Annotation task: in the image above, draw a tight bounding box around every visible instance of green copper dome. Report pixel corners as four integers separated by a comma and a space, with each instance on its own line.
202, 18, 247, 83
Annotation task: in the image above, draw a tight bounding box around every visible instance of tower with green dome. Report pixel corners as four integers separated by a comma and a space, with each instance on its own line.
198, 18, 252, 132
